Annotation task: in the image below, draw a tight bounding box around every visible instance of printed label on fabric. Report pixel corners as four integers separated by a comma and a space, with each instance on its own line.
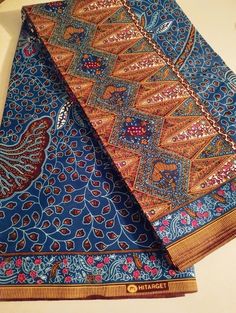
126, 282, 169, 293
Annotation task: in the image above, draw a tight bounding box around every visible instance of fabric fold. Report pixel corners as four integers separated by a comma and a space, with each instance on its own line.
0, 18, 196, 300
21, 0, 236, 271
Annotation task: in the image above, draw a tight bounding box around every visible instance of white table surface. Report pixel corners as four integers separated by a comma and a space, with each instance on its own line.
0, 1, 235, 312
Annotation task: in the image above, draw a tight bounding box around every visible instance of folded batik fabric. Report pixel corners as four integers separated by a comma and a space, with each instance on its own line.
0, 0, 235, 300
0, 18, 196, 300
21, 0, 235, 271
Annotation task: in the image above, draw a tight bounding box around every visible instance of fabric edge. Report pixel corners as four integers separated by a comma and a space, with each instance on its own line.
166, 209, 236, 270
0, 279, 197, 300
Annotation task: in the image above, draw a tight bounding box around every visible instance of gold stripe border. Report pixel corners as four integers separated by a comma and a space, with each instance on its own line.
0, 248, 159, 257
167, 209, 236, 271
0, 279, 197, 300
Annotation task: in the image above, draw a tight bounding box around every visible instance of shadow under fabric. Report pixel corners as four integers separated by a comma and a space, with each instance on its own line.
0, 0, 235, 300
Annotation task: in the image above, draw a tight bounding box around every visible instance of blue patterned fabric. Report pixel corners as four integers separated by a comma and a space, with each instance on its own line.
1, 0, 235, 297
153, 179, 236, 244
128, 0, 236, 142
0, 21, 195, 292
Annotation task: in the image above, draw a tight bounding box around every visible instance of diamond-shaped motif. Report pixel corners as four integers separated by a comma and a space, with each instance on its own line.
63, 25, 86, 44
80, 53, 107, 76
89, 78, 138, 112
121, 117, 153, 146
110, 111, 162, 151
40, 1, 67, 16
70, 48, 115, 80
135, 151, 191, 205
49, 17, 94, 50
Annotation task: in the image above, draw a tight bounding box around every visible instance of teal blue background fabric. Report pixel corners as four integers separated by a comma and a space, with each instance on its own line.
128, 0, 236, 143
0, 20, 195, 288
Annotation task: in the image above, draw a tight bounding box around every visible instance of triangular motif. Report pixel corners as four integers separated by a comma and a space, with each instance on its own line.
46, 44, 75, 74
124, 38, 155, 54
198, 135, 235, 158
112, 52, 165, 81
83, 106, 116, 144
134, 81, 189, 116
159, 116, 198, 144
106, 145, 141, 188
189, 156, 227, 192
132, 190, 172, 221
29, 13, 55, 39
92, 24, 142, 54
72, 0, 122, 24
102, 7, 132, 24
147, 65, 178, 82
161, 137, 213, 159
64, 74, 93, 104
171, 98, 203, 116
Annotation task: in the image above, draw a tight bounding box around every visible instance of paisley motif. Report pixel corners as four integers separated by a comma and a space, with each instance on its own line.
0, 117, 52, 199
0, 0, 235, 298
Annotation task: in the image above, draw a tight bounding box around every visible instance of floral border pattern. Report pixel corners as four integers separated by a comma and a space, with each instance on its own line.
0, 251, 195, 285
153, 179, 236, 245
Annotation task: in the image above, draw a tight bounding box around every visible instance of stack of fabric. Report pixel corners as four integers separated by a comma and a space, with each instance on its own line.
0, 0, 235, 300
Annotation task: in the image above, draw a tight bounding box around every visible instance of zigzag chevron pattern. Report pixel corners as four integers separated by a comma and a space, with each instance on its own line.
24, 0, 236, 221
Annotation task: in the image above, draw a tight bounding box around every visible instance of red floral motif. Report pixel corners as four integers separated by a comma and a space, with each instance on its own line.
197, 211, 209, 219
34, 258, 42, 265
144, 265, 151, 272
151, 268, 159, 276
133, 270, 140, 279
62, 268, 69, 275
95, 275, 102, 282
96, 262, 104, 269
23, 43, 37, 57
150, 255, 157, 262
196, 212, 203, 218
162, 220, 169, 226
163, 237, 170, 244
86, 256, 94, 265
191, 220, 198, 227
126, 257, 133, 263
203, 211, 209, 218
64, 276, 72, 283
149, 255, 156, 262
15, 258, 22, 267
197, 201, 203, 208
0, 261, 6, 269
17, 273, 26, 283
103, 256, 110, 264
122, 264, 129, 272
5, 269, 13, 276
30, 270, 37, 279
168, 269, 176, 276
